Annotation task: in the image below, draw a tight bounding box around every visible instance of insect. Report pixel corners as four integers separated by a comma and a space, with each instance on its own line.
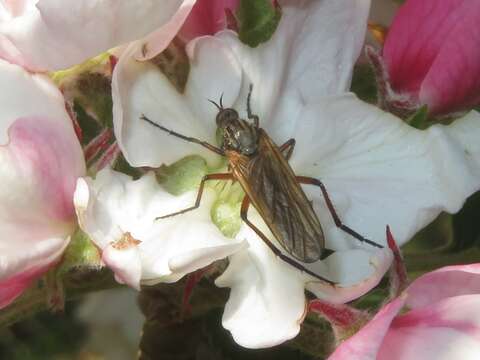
141, 85, 383, 283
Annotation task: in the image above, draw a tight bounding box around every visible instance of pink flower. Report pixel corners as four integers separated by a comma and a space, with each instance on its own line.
0, 59, 85, 308
328, 263, 480, 359
381, 0, 480, 115
178, 0, 239, 42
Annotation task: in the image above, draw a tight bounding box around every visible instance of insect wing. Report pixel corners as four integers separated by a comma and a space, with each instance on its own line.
230, 130, 325, 263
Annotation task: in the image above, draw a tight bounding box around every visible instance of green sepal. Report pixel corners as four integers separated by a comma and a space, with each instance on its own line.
73, 72, 114, 129
211, 182, 245, 238
113, 153, 145, 179
58, 228, 102, 276
51, 52, 114, 137
156, 154, 243, 238
50, 52, 111, 84
351, 63, 377, 104
406, 105, 429, 129
156, 155, 210, 195
237, 0, 282, 47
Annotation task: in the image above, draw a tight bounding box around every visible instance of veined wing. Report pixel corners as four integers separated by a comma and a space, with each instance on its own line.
229, 129, 324, 263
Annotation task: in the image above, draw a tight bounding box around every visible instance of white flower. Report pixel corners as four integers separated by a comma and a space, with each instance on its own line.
74, 168, 246, 290
76, 0, 480, 348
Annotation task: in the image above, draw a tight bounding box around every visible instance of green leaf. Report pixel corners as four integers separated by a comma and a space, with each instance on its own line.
406, 104, 429, 129
237, 0, 282, 47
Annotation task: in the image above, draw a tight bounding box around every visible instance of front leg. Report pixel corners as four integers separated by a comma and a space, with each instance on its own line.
156, 173, 233, 219
246, 84, 260, 127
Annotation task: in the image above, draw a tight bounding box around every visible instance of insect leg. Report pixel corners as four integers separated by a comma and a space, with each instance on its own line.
246, 84, 259, 128
278, 138, 296, 160
296, 176, 384, 249
140, 114, 224, 156
156, 173, 233, 220
240, 196, 336, 285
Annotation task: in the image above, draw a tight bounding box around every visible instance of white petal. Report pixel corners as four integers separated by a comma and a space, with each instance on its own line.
0, 0, 196, 71
216, 221, 307, 349
75, 169, 244, 286
102, 243, 142, 290
112, 36, 242, 167
289, 94, 480, 247
307, 248, 393, 304
168, 242, 247, 278
278, 0, 370, 99
215, 0, 371, 139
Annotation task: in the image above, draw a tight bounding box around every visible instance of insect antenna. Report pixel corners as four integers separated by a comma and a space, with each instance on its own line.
208, 93, 225, 111
139, 114, 224, 155
208, 99, 222, 110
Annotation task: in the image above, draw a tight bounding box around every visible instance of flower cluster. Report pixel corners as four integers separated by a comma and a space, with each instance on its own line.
1, 0, 480, 357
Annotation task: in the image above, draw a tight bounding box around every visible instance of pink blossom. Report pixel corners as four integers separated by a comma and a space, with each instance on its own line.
0, 59, 85, 308
178, 0, 239, 42
328, 264, 480, 359
382, 0, 480, 115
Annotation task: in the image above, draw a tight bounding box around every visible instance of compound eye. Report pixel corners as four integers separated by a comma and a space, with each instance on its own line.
216, 108, 239, 126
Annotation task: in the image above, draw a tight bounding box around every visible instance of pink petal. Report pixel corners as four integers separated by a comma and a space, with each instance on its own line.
378, 295, 480, 360
406, 263, 480, 310
0, 0, 197, 71
0, 117, 83, 283
2, 117, 84, 224
0, 262, 52, 309
0, 60, 84, 306
382, 0, 470, 99
328, 296, 406, 360
419, 3, 480, 113
178, 0, 239, 42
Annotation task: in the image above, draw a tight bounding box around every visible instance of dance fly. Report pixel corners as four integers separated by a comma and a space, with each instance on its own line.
141, 85, 383, 283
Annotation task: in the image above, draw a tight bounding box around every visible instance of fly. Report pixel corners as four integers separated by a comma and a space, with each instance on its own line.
141, 85, 383, 284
